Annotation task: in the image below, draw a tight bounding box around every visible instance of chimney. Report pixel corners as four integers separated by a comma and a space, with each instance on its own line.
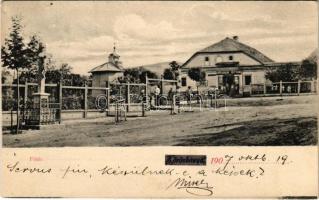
233, 36, 238, 41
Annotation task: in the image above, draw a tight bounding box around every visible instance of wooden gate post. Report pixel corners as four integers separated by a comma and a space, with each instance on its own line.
279, 81, 283, 95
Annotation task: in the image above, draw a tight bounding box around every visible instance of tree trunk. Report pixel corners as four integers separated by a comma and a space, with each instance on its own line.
16, 68, 20, 134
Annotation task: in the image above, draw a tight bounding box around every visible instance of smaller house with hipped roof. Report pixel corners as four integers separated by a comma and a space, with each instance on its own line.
89, 46, 124, 90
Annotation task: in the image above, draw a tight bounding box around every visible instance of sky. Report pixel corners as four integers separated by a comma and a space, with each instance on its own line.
1, 1, 318, 75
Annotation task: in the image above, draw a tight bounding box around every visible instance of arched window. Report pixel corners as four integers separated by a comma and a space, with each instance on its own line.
215, 56, 223, 63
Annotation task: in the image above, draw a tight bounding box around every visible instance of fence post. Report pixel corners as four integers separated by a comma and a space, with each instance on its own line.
116, 102, 119, 122
115, 102, 118, 123
107, 82, 110, 116
224, 96, 227, 111
161, 75, 164, 95
142, 101, 145, 117
126, 83, 130, 112
145, 76, 149, 109
24, 82, 28, 106
199, 96, 202, 112
23, 82, 27, 122
84, 83, 88, 118
214, 92, 217, 109
279, 81, 283, 95
178, 98, 181, 113
59, 80, 63, 124
11, 109, 13, 132
311, 80, 315, 93
297, 80, 301, 95
173, 94, 176, 114
124, 105, 127, 121
170, 95, 174, 115
263, 83, 266, 96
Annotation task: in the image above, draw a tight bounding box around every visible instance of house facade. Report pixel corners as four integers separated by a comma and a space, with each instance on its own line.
180, 36, 300, 96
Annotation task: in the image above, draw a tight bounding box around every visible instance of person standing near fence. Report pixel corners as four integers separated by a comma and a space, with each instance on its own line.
155, 85, 160, 106
287, 85, 291, 93
186, 86, 193, 105
140, 89, 145, 101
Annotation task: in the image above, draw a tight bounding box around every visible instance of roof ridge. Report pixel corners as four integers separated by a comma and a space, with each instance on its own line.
197, 37, 274, 64
88, 62, 107, 73
89, 61, 123, 73
231, 38, 274, 62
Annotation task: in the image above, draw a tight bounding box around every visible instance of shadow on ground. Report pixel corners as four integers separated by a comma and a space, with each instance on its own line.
174, 117, 317, 146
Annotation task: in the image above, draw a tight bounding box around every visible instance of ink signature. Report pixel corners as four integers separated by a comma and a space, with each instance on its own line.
166, 177, 214, 196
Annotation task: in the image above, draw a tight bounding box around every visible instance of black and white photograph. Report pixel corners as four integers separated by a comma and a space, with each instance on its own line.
1, 1, 318, 147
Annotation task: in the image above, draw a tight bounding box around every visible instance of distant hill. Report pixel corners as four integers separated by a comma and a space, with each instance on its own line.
131, 61, 182, 76
306, 49, 318, 63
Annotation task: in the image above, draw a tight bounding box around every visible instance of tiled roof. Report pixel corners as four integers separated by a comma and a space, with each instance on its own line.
198, 37, 274, 64
89, 62, 123, 73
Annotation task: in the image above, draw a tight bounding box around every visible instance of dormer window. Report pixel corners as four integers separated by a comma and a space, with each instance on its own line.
229, 55, 233, 61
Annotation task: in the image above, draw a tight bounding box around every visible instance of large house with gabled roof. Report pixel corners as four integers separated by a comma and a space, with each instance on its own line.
179, 36, 300, 96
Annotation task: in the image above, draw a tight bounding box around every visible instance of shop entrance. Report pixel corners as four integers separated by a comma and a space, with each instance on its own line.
218, 72, 240, 97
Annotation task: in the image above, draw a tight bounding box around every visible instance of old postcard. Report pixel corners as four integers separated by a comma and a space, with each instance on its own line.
1, 1, 318, 198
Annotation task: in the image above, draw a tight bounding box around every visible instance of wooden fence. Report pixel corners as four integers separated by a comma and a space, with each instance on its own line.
2, 82, 109, 127
250, 80, 317, 96
2, 82, 150, 127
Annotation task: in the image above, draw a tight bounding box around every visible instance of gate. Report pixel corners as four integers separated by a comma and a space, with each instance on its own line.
146, 77, 178, 109
109, 82, 147, 115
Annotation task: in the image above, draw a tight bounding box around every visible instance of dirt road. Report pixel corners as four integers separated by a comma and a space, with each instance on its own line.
3, 97, 317, 147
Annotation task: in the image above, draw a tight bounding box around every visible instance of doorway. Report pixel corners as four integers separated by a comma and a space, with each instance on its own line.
218, 73, 240, 97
